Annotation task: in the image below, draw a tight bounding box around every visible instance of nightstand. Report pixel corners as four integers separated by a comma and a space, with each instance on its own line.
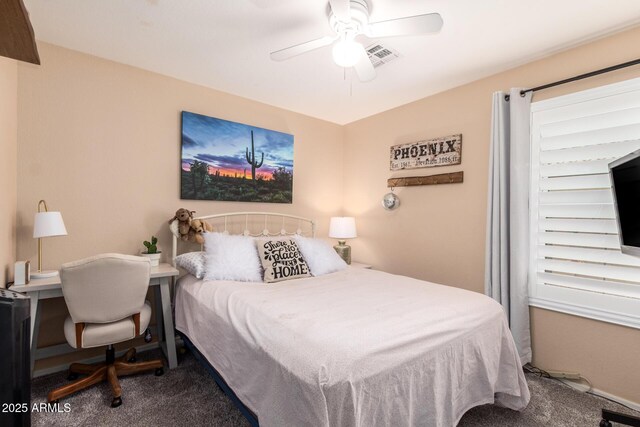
349, 262, 372, 269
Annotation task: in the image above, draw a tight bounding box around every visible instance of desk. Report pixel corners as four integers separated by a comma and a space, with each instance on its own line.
11, 263, 179, 374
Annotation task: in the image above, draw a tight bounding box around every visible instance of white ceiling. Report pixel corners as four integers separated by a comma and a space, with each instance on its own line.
24, 0, 640, 124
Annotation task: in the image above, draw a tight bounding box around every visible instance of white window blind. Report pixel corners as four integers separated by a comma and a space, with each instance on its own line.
529, 78, 640, 329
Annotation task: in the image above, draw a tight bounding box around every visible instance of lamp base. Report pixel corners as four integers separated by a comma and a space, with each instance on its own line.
333, 241, 352, 265
31, 270, 59, 279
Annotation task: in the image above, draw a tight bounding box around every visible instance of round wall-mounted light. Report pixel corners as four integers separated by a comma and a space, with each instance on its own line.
382, 192, 400, 210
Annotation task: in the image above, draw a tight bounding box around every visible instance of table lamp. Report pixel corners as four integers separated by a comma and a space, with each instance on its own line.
32, 200, 67, 278
329, 217, 357, 265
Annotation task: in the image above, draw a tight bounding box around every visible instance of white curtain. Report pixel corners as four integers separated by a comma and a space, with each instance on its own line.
485, 88, 532, 365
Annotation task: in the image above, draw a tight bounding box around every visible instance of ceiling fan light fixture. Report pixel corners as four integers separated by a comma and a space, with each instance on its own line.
269, 0, 443, 82
332, 37, 361, 68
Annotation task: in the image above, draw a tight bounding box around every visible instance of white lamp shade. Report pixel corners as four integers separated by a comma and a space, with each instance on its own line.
33, 211, 68, 238
329, 217, 357, 239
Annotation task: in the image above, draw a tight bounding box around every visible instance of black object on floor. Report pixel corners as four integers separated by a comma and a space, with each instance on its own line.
601, 408, 640, 427
0, 288, 31, 427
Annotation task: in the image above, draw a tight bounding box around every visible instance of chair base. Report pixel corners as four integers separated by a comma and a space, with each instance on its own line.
47, 347, 163, 406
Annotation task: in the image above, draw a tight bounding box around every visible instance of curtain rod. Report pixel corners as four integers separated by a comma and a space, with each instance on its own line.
504, 57, 640, 101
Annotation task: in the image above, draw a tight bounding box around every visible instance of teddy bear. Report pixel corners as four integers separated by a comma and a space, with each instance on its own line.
168, 208, 195, 241
187, 219, 214, 245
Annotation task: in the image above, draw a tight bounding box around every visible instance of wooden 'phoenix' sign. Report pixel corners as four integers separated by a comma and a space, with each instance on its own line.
390, 134, 462, 171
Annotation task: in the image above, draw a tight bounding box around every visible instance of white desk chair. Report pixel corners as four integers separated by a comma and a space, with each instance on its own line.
47, 253, 164, 407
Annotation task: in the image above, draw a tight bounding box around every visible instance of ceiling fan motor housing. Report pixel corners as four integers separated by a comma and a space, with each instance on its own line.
329, 0, 370, 36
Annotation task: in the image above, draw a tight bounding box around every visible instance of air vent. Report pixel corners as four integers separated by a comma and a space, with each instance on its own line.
365, 43, 400, 68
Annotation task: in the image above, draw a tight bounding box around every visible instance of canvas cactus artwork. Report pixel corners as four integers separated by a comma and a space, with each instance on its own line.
180, 111, 294, 203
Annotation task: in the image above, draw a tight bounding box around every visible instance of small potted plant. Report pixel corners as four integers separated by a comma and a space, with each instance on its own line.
141, 236, 161, 266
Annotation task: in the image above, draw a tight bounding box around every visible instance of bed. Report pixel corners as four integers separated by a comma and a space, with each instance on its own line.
173, 212, 530, 426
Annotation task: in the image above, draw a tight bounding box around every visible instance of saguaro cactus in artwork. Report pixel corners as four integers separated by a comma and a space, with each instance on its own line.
245, 130, 264, 181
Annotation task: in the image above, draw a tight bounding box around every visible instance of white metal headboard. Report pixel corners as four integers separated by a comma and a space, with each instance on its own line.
172, 211, 316, 264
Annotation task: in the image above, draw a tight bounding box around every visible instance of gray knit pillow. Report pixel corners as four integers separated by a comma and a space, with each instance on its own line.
174, 251, 206, 279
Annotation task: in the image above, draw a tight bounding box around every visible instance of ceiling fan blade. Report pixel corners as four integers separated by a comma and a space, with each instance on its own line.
366, 13, 443, 38
329, 0, 351, 23
353, 43, 376, 82
270, 35, 337, 61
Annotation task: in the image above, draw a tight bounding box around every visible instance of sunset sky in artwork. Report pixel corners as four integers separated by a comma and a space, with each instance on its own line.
181, 112, 294, 180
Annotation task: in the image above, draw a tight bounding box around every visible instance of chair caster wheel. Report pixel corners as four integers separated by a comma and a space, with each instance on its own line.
155, 368, 164, 376
599, 420, 612, 427
111, 397, 122, 408
127, 357, 136, 363
67, 372, 79, 381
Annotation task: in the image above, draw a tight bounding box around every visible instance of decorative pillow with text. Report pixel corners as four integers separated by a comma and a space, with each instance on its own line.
256, 239, 311, 283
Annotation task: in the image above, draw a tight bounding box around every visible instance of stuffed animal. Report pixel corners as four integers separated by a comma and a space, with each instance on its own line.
186, 228, 202, 245
168, 208, 195, 241
191, 219, 213, 233
187, 219, 214, 245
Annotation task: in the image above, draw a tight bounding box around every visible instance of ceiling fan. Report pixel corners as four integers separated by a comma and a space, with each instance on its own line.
269, 0, 443, 82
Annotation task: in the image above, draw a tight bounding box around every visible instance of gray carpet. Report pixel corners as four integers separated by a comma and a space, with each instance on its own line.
31, 349, 639, 426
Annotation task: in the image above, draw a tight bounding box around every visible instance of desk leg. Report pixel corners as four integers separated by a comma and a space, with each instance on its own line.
153, 286, 164, 342
159, 277, 177, 369
29, 292, 41, 375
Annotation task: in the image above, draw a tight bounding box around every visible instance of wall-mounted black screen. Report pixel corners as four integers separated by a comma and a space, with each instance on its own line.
610, 152, 640, 251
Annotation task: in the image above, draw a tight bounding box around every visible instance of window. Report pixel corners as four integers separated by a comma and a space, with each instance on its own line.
529, 77, 640, 329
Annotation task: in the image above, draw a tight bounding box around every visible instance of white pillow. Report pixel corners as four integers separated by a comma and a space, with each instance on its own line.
174, 251, 206, 279
294, 235, 347, 276
204, 233, 262, 282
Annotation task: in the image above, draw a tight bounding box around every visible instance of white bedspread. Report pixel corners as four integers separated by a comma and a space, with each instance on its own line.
175, 268, 529, 427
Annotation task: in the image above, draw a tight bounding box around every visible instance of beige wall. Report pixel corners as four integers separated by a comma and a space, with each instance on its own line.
0, 56, 18, 287
17, 43, 344, 266
343, 27, 640, 403
16, 43, 344, 357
